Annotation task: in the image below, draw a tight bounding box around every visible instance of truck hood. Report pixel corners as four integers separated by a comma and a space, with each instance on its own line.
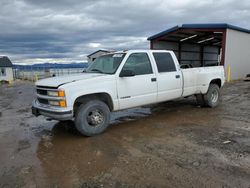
35, 73, 106, 88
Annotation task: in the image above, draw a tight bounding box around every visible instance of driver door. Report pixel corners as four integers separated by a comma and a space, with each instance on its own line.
117, 52, 157, 110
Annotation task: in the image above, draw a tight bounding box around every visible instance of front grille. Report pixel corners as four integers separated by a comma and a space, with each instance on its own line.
38, 98, 49, 105
37, 89, 47, 95
35, 86, 62, 106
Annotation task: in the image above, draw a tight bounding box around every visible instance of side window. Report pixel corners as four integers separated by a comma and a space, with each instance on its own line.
0, 68, 6, 76
153, 53, 176, 73
122, 53, 153, 75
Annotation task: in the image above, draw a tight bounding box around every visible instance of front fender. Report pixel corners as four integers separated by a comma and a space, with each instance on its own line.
60, 78, 119, 110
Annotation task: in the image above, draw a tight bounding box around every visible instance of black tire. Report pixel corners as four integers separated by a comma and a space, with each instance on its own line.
204, 84, 220, 108
74, 100, 110, 136
196, 94, 206, 106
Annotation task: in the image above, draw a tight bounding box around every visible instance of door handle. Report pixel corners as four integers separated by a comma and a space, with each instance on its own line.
151, 78, 157, 82
176, 75, 180, 79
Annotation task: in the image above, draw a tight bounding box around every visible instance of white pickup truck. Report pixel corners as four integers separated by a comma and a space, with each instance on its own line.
32, 50, 225, 136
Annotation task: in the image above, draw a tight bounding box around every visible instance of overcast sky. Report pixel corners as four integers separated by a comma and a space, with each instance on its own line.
0, 0, 250, 64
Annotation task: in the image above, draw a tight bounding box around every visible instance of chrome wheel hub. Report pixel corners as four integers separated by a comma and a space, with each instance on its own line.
211, 90, 218, 103
87, 110, 104, 126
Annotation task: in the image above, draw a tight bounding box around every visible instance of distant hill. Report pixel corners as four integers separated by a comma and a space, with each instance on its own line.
14, 62, 89, 69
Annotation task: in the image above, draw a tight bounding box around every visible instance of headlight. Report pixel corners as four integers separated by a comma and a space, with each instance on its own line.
47, 90, 65, 97
47, 91, 59, 97
48, 100, 67, 107
48, 100, 60, 106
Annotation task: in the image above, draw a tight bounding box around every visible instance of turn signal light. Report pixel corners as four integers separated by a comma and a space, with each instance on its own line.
59, 100, 67, 107
58, 90, 65, 97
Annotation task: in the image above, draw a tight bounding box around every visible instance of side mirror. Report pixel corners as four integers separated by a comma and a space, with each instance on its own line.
119, 69, 135, 77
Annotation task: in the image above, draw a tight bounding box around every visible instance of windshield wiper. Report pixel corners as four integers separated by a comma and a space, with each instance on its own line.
89, 69, 105, 73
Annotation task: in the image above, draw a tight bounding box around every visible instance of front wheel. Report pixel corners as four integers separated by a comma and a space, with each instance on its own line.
75, 100, 110, 136
204, 84, 220, 108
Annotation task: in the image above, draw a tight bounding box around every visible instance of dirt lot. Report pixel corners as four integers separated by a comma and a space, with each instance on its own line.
0, 80, 249, 188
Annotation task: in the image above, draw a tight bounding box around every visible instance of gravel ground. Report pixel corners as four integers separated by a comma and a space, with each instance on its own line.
0, 80, 249, 188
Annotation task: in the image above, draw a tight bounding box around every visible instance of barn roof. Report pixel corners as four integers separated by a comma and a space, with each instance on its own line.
87, 49, 111, 58
0, 56, 13, 67
148, 23, 250, 41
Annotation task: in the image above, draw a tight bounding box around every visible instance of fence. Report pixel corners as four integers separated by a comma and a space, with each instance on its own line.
13, 67, 85, 81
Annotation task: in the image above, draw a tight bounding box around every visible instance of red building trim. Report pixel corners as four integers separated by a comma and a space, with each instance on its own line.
221, 30, 227, 66
150, 40, 153, 49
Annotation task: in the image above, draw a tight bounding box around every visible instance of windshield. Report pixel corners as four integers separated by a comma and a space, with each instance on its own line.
86, 53, 125, 74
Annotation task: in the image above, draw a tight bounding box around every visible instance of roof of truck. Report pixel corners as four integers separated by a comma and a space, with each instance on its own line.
114, 49, 172, 53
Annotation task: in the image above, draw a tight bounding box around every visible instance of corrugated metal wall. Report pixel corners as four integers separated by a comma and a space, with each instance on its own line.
152, 41, 219, 67
225, 29, 250, 80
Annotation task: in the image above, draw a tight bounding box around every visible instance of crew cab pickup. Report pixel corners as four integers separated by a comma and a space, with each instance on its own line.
32, 50, 225, 136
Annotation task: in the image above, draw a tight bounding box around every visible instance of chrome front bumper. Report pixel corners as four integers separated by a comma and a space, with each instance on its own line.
32, 100, 73, 120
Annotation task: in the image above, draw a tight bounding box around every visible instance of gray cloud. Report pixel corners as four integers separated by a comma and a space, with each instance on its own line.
0, 0, 250, 64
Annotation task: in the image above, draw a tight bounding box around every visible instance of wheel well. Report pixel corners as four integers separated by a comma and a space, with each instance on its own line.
210, 79, 221, 88
73, 93, 113, 115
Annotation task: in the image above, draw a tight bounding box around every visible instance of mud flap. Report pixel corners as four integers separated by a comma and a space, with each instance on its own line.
32, 107, 40, 117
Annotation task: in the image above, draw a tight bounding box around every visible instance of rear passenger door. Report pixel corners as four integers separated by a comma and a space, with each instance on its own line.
152, 52, 183, 102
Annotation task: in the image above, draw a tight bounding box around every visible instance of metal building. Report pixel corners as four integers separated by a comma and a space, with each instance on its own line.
148, 23, 250, 80
87, 49, 112, 63
0, 56, 14, 83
